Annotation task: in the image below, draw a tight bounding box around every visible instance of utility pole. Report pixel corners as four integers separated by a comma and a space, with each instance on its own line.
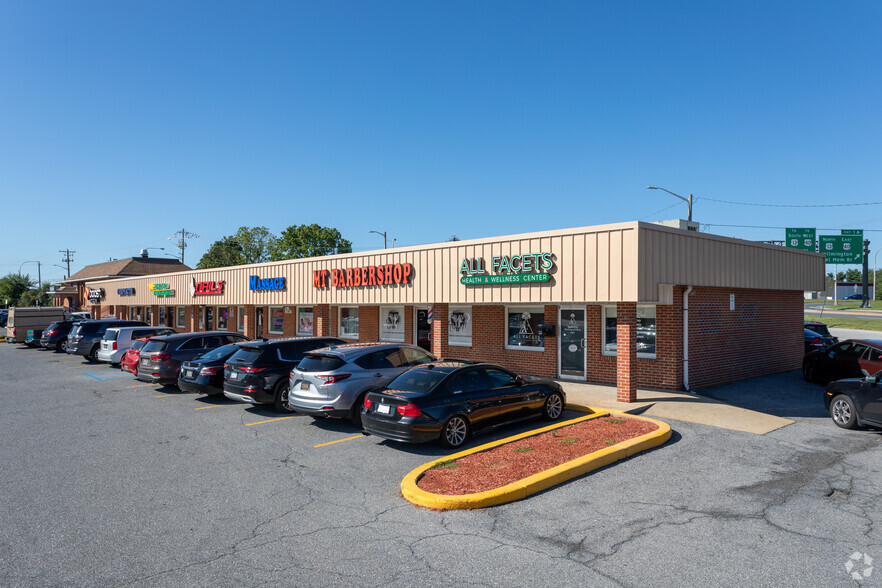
168, 228, 199, 265
59, 249, 76, 278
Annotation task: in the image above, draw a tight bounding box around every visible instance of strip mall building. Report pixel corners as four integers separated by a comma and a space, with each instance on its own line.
85, 222, 824, 401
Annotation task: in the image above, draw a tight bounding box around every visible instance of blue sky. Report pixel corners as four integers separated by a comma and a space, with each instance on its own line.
2, 1, 881, 282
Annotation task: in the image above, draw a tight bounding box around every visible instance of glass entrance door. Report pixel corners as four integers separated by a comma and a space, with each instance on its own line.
415, 308, 432, 352
559, 308, 586, 378
256, 308, 264, 339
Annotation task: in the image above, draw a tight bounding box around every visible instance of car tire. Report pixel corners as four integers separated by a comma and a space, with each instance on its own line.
802, 360, 817, 382
88, 345, 100, 363
542, 392, 565, 421
440, 415, 470, 449
273, 380, 294, 413
830, 394, 859, 429
350, 391, 369, 427
56, 338, 67, 353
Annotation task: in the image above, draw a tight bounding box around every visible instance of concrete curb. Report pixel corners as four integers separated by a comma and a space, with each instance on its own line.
400, 404, 672, 510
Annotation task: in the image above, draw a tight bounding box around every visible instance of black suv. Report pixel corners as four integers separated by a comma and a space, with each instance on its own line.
67, 319, 149, 361
223, 337, 345, 412
40, 320, 81, 352
136, 332, 251, 386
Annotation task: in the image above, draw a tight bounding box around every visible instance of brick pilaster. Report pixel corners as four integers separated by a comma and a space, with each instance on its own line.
430, 304, 449, 359
616, 301, 637, 402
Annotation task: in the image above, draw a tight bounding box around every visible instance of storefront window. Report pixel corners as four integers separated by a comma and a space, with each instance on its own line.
145, 307, 152, 325
237, 306, 245, 331
506, 307, 544, 350
159, 307, 167, 327
269, 306, 285, 334
339, 307, 359, 339
603, 306, 657, 358
198, 307, 204, 330
297, 307, 314, 336
380, 306, 405, 343
448, 305, 472, 347
217, 307, 229, 330
177, 307, 186, 329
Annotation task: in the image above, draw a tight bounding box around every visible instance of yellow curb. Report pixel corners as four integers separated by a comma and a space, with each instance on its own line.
400, 404, 671, 510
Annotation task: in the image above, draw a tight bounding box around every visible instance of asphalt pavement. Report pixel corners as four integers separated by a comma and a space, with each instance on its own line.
1, 343, 880, 586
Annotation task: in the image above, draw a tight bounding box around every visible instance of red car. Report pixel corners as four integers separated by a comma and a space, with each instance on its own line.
121, 338, 149, 376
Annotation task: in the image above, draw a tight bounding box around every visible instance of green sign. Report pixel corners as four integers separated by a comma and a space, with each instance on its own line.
785, 228, 816, 251
818, 235, 862, 264
149, 282, 175, 297
842, 229, 864, 237
461, 273, 551, 285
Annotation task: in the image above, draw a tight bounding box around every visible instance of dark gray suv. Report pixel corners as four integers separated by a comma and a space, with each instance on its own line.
66, 319, 149, 361
136, 331, 251, 386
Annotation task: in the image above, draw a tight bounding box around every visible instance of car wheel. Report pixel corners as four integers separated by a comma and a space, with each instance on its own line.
802, 360, 817, 382
56, 338, 67, 353
542, 392, 565, 420
350, 392, 368, 427
88, 345, 100, 362
273, 380, 294, 413
830, 395, 859, 429
440, 415, 470, 449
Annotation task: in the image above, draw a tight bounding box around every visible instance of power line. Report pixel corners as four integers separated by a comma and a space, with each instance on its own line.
59, 249, 76, 278
704, 223, 882, 232
700, 196, 882, 208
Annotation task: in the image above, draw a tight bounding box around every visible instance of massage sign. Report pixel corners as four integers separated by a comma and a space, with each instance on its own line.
313, 263, 413, 289
460, 252, 554, 285
189, 277, 225, 296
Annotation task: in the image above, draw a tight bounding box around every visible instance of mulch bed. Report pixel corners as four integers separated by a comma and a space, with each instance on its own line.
417, 416, 658, 495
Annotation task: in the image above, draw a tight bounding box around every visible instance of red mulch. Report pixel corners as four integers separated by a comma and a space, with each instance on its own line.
417, 416, 658, 495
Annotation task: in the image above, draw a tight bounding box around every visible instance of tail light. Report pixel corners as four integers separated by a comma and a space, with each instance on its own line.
239, 366, 266, 374
397, 403, 421, 417
320, 374, 351, 385
112, 342, 118, 351
45, 330, 57, 336
811, 337, 821, 346
151, 353, 171, 361
200, 366, 221, 375
363, 397, 372, 408
11, 329, 16, 336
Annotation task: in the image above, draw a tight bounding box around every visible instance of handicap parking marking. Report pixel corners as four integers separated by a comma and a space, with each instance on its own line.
83, 373, 134, 381
313, 434, 366, 448
245, 415, 303, 426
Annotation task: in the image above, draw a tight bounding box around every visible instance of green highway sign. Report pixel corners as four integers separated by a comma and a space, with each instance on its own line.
818, 234, 862, 264
785, 228, 816, 251
461, 273, 551, 285
841, 229, 864, 238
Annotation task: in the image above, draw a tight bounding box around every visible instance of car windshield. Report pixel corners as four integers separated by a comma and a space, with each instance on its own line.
142, 340, 169, 353
806, 324, 832, 337
103, 330, 120, 341
297, 354, 345, 372
198, 344, 239, 362
386, 368, 448, 394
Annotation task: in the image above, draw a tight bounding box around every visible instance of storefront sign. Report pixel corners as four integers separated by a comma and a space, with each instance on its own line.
190, 278, 225, 296
117, 288, 136, 296
460, 253, 554, 285
87, 288, 104, 303
149, 283, 175, 297
313, 263, 413, 289
249, 275, 286, 291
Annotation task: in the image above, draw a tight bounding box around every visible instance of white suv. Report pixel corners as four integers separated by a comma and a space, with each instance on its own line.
97, 326, 176, 364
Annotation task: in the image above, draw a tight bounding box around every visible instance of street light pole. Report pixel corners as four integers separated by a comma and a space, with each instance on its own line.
369, 230, 387, 249
19, 261, 41, 286
646, 186, 694, 222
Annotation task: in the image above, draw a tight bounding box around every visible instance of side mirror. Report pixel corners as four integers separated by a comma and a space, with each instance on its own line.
511, 376, 526, 386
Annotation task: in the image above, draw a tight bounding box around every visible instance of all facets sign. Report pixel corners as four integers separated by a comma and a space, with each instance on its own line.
460, 253, 554, 286
249, 275, 286, 291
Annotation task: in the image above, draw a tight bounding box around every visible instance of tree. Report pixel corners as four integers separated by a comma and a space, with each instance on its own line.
0, 273, 34, 307
19, 282, 51, 307
271, 224, 352, 260
197, 236, 246, 269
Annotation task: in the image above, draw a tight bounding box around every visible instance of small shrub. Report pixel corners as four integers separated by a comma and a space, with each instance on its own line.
604, 439, 616, 445
603, 418, 626, 424
513, 447, 533, 453
430, 460, 461, 470
559, 438, 577, 444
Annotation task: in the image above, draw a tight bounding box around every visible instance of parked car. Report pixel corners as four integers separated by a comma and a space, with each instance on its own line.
361, 360, 566, 448
40, 320, 79, 352
24, 329, 44, 347
223, 337, 345, 411
844, 294, 864, 301
803, 339, 882, 383
804, 328, 834, 353
5, 306, 66, 344
805, 321, 838, 343
121, 338, 149, 375
67, 319, 149, 361
97, 326, 176, 365
0, 309, 8, 328
136, 332, 250, 386
287, 343, 437, 424
178, 343, 248, 396
824, 374, 882, 429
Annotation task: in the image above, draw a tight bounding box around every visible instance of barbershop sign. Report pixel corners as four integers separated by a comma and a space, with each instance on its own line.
313, 263, 413, 289
87, 288, 104, 303
460, 253, 554, 285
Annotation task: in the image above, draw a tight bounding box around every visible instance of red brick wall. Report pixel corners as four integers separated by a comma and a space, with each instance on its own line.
616, 302, 637, 402
358, 306, 380, 342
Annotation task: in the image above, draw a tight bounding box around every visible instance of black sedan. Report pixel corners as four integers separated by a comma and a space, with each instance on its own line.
824, 375, 882, 429
178, 343, 244, 395
804, 328, 834, 353
802, 339, 882, 383
361, 361, 566, 449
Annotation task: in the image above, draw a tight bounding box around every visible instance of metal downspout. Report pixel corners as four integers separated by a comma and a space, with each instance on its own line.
684, 286, 693, 393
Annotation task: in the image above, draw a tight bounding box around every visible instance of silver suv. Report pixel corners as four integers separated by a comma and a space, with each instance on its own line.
288, 343, 436, 425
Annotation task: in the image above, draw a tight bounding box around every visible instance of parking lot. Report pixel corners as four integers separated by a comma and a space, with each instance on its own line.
1, 342, 880, 586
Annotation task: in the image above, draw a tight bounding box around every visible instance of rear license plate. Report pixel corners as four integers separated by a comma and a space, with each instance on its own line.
185, 370, 194, 378
230, 372, 239, 380
377, 404, 392, 415
300, 382, 309, 390
140, 358, 149, 365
